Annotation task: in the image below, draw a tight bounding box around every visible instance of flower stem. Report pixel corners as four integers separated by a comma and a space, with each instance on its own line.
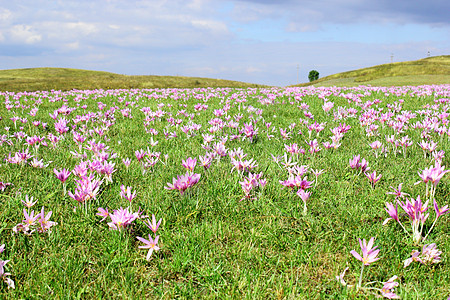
358, 263, 364, 289
423, 216, 439, 241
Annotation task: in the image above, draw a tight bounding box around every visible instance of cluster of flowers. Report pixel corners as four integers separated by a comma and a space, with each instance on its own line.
0, 244, 14, 289
337, 237, 400, 299
338, 237, 443, 299
384, 162, 449, 245
13, 195, 57, 235
97, 206, 162, 261
349, 154, 382, 188
95, 185, 162, 260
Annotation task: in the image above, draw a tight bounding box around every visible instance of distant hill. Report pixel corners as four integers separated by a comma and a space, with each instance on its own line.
295, 55, 450, 87
0, 68, 265, 92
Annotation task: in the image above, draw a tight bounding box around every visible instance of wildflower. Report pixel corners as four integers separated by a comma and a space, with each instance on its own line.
0, 181, 11, 192
135, 149, 147, 162
122, 158, 131, 169
120, 185, 136, 203
0, 258, 15, 289
350, 237, 380, 266
380, 276, 400, 299
365, 171, 381, 188
37, 207, 57, 233
165, 172, 201, 195
181, 157, 197, 173
279, 175, 313, 190
404, 243, 442, 267
107, 207, 139, 230
335, 267, 349, 286
433, 199, 449, 218
22, 195, 37, 209
369, 140, 382, 150
239, 172, 264, 201
136, 234, 160, 260
198, 154, 213, 170
68, 175, 103, 204
386, 183, 409, 200
297, 189, 311, 215
350, 237, 380, 289
96, 207, 109, 222
54, 168, 71, 183
382, 202, 400, 225
143, 214, 162, 234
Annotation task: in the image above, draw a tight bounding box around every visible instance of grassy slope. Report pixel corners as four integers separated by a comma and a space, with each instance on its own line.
296, 55, 450, 87
0, 68, 265, 92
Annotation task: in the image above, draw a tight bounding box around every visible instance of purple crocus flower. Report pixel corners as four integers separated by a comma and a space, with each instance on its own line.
136, 234, 160, 261
144, 214, 162, 234
350, 237, 380, 266
54, 168, 71, 183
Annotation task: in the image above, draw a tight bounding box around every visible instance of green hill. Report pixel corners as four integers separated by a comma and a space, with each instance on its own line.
0, 67, 265, 92
296, 55, 450, 87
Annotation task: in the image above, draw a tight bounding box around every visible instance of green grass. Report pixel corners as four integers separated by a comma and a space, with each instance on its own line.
295, 55, 450, 87
0, 85, 449, 298
0, 67, 265, 92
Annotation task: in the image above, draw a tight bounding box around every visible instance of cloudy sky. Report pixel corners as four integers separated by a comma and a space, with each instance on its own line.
0, 0, 448, 86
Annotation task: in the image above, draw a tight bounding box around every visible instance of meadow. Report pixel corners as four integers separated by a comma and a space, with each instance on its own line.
0, 84, 449, 299
297, 55, 450, 87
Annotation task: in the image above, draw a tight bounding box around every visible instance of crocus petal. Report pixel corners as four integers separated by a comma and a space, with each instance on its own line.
350, 250, 362, 262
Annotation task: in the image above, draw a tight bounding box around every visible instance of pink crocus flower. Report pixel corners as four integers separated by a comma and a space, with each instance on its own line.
120, 185, 136, 203
403, 243, 442, 267
54, 168, 71, 183
433, 199, 449, 218
386, 183, 409, 199
365, 171, 381, 188
144, 214, 162, 234
0, 181, 12, 192
380, 276, 400, 299
37, 207, 57, 233
136, 234, 160, 261
297, 189, 311, 215
349, 155, 360, 169
181, 157, 197, 173
335, 267, 349, 286
165, 172, 201, 195
198, 154, 213, 170
22, 195, 37, 209
22, 209, 39, 228
122, 158, 131, 169
96, 207, 109, 222
350, 237, 380, 266
107, 207, 139, 230
135, 149, 147, 162
383, 202, 401, 226
369, 140, 382, 150
0, 258, 15, 289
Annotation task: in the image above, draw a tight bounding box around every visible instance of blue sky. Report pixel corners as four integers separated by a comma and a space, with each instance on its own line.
0, 0, 448, 86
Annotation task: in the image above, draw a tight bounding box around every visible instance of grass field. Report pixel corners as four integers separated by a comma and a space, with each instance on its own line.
0, 68, 265, 92
296, 55, 450, 87
0, 84, 449, 298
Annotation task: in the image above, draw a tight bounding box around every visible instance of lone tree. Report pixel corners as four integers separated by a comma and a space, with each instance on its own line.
308, 70, 319, 82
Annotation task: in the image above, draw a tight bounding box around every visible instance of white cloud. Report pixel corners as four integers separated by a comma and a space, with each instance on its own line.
63, 41, 80, 50
0, 8, 12, 24
65, 22, 98, 35
10, 25, 42, 44
190, 19, 229, 34
245, 66, 262, 73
